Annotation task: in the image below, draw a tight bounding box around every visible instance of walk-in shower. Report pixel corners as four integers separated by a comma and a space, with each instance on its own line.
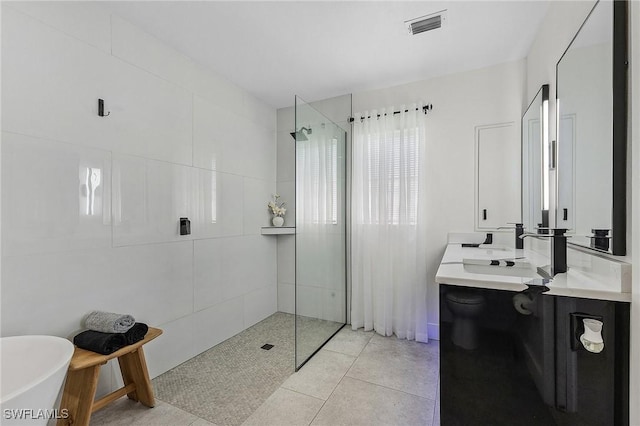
293, 95, 348, 370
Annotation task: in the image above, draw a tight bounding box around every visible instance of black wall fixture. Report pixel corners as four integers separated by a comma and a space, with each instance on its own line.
98, 99, 110, 117
179, 217, 191, 236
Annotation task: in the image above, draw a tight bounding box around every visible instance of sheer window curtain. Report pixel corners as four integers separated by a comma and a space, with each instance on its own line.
351, 105, 429, 342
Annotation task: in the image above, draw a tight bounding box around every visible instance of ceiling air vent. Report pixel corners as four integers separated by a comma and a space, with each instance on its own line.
405, 10, 447, 36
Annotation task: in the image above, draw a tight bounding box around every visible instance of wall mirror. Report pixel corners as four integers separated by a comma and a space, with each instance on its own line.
556, 0, 627, 255
522, 85, 549, 233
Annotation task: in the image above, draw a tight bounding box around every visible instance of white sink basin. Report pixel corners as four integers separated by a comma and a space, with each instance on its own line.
0, 335, 74, 425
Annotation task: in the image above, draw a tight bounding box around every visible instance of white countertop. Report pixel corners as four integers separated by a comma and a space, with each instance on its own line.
435, 243, 631, 302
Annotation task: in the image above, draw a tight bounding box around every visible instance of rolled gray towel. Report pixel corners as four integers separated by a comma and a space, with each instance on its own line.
84, 311, 135, 333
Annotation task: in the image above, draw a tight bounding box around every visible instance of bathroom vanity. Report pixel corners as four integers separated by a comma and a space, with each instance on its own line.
436, 243, 631, 425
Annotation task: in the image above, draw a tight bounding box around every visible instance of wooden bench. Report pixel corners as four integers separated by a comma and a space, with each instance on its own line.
57, 327, 163, 426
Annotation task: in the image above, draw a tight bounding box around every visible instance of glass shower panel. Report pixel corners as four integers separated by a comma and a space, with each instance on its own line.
294, 95, 347, 370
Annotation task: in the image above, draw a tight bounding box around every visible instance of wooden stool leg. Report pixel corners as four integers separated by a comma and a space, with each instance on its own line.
57, 365, 100, 426
117, 348, 155, 407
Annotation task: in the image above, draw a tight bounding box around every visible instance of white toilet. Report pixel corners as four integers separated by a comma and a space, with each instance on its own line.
445, 291, 486, 350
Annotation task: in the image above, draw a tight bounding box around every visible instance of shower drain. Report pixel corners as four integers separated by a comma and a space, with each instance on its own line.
261, 344, 274, 350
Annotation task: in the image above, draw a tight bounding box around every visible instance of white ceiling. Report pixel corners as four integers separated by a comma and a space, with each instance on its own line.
102, 1, 550, 109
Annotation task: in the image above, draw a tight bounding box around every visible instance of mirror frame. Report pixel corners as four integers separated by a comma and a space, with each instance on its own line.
555, 0, 628, 255
521, 84, 549, 232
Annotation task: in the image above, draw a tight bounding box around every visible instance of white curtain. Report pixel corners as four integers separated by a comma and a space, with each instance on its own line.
351, 105, 429, 342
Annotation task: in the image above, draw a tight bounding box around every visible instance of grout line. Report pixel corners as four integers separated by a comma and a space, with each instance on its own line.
278, 386, 325, 403
345, 374, 438, 403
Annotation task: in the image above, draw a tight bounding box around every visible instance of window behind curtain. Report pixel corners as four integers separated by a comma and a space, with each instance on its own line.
363, 126, 420, 225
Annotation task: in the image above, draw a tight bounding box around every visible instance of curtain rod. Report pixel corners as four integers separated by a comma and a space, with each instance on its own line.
348, 104, 433, 123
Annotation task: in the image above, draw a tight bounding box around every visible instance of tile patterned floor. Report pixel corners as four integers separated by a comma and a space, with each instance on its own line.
91, 315, 440, 426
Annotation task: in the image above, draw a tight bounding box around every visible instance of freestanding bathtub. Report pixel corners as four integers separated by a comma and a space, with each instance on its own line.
0, 336, 74, 425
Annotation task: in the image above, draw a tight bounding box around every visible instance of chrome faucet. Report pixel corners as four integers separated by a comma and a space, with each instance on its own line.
498, 223, 525, 249
520, 228, 569, 275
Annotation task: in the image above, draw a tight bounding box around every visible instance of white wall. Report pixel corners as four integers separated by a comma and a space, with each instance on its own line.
351, 59, 526, 335
0, 3, 277, 396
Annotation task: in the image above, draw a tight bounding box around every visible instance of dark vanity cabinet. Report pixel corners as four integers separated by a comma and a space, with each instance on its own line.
439, 284, 630, 426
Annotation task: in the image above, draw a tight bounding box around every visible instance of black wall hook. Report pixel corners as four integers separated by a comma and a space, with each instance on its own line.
98, 99, 110, 117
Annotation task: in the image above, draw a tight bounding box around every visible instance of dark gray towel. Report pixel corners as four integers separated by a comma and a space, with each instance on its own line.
124, 323, 149, 345
84, 311, 135, 333
73, 330, 127, 355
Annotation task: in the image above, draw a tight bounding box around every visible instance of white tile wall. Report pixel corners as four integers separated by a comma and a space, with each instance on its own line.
193, 95, 245, 175
0, 3, 278, 392
193, 297, 245, 355
2, 7, 194, 166
277, 236, 295, 284
112, 154, 195, 247
193, 169, 244, 239
276, 132, 296, 183
110, 241, 194, 325
5, 2, 112, 53
243, 285, 278, 328
277, 282, 295, 315
110, 15, 246, 117
144, 314, 197, 379
2, 132, 112, 257
0, 248, 113, 337
194, 237, 247, 311
243, 177, 273, 235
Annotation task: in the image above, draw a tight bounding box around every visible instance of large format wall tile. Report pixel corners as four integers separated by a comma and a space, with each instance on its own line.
193, 169, 243, 239
111, 15, 245, 117
4, 2, 112, 53
194, 236, 276, 312
194, 237, 246, 311
1, 3, 279, 385
243, 284, 277, 328
112, 154, 195, 247
193, 95, 246, 175
192, 297, 245, 355
144, 314, 197, 379
240, 123, 276, 182
111, 241, 194, 326
0, 248, 113, 337
243, 94, 277, 132
243, 177, 274, 235
277, 131, 295, 182
2, 7, 193, 165
2, 132, 112, 256
277, 282, 295, 315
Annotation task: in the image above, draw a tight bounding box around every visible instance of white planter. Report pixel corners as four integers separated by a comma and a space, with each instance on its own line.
272, 216, 284, 227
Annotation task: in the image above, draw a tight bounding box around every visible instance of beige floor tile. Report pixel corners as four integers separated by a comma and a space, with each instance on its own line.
346, 334, 439, 400
189, 419, 219, 426
241, 387, 325, 426
323, 327, 374, 357
311, 377, 434, 426
282, 350, 356, 400
90, 397, 200, 426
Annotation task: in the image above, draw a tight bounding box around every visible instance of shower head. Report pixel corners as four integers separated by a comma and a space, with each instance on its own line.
290, 126, 312, 141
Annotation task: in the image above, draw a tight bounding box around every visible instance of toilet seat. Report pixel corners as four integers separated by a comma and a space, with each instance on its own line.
445, 292, 485, 305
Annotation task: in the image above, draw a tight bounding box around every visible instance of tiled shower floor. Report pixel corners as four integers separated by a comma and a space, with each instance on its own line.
90, 313, 440, 426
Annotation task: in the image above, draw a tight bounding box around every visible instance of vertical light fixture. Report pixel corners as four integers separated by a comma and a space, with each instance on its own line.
541, 91, 550, 211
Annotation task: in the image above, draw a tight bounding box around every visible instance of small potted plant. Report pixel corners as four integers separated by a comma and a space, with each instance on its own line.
268, 194, 287, 227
